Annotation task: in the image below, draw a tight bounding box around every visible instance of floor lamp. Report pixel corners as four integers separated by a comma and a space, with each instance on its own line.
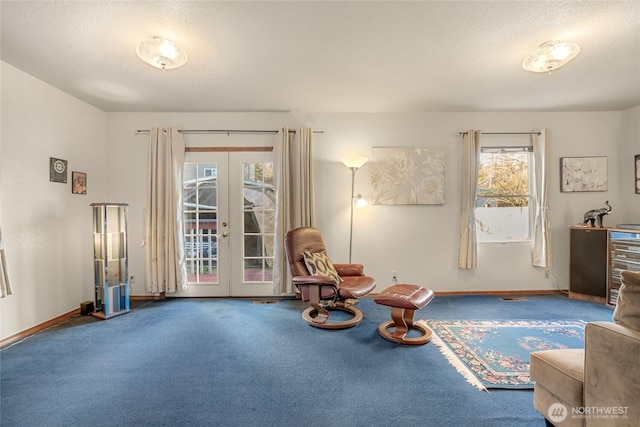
341, 155, 368, 263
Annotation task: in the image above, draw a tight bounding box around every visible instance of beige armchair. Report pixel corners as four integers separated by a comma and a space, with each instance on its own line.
530, 270, 640, 426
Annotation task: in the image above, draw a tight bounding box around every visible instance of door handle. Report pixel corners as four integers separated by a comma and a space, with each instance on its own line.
218, 232, 229, 238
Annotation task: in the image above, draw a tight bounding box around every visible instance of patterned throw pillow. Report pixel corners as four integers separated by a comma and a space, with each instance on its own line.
302, 251, 343, 284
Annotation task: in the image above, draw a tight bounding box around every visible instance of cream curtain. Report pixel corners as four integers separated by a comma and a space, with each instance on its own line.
144, 127, 188, 293
272, 128, 316, 294
531, 129, 552, 267
458, 130, 481, 269
0, 226, 13, 297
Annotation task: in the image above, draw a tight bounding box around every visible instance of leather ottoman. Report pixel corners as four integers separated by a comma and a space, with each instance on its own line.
374, 284, 434, 345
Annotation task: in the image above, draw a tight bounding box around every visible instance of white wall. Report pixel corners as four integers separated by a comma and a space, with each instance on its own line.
105, 112, 301, 296
619, 106, 640, 219
2, 61, 638, 341
0, 62, 107, 340
311, 112, 628, 292
106, 110, 632, 297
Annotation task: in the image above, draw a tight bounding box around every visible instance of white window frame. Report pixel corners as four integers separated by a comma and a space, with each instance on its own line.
476, 146, 534, 243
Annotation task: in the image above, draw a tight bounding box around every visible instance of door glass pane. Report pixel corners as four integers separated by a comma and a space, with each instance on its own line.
183, 163, 219, 284
242, 161, 274, 283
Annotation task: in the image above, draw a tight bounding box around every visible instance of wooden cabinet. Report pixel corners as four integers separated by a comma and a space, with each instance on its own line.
91, 203, 130, 319
607, 229, 640, 307
569, 227, 607, 303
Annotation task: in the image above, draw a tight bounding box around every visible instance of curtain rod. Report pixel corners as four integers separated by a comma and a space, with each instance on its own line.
135, 129, 323, 135
458, 131, 541, 136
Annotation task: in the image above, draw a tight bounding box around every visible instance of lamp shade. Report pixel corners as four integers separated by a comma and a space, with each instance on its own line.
136, 37, 188, 70
341, 155, 368, 169
522, 40, 580, 73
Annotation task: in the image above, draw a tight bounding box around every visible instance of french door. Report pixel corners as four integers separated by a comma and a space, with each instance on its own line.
176, 151, 275, 297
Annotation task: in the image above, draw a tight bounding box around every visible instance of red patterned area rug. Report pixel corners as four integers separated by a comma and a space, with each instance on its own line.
424, 319, 586, 391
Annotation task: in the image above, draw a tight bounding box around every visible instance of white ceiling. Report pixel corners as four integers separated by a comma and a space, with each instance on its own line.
1, 1, 639, 113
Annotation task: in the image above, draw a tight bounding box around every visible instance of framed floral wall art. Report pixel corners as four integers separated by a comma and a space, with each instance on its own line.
560, 156, 607, 192
371, 147, 445, 205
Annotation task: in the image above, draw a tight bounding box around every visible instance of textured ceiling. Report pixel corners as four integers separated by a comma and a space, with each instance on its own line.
1, 1, 639, 113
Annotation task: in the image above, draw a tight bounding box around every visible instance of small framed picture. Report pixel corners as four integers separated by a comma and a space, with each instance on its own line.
560, 156, 608, 192
72, 171, 87, 195
49, 157, 68, 183
635, 154, 640, 194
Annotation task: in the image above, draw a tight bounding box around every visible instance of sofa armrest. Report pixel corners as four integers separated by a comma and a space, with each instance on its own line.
584, 321, 640, 426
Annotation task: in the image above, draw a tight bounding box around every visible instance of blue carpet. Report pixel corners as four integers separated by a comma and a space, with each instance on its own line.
1, 294, 613, 427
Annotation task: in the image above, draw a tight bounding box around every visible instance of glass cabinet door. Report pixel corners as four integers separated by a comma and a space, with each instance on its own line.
92, 203, 129, 319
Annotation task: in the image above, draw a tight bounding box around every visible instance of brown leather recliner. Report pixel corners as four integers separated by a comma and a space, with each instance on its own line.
285, 227, 376, 329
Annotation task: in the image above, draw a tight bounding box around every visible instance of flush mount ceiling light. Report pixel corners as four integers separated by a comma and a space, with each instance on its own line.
136, 37, 188, 71
522, 40, 580, 74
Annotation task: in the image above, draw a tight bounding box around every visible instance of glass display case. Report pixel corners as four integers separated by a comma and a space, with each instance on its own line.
607, 229, 640, 308
91, 203, 129, 319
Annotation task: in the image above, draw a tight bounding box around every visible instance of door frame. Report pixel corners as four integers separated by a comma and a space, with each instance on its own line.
175, 150, 275, 297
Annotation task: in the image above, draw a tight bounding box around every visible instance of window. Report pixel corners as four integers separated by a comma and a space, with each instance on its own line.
475, 146, 533, 242
241, 161, 275, 282
183, 163, 219, 284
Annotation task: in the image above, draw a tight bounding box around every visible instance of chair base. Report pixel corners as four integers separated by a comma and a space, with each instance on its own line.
374, 284, 434, 345
302, 306, 364, 329
377, 315, 433, 345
